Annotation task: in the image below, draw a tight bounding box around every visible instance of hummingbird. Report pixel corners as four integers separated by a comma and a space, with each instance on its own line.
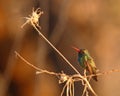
72, 47, 98, 81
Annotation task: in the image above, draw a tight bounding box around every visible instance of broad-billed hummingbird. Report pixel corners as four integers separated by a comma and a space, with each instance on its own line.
72, 47, 98, 81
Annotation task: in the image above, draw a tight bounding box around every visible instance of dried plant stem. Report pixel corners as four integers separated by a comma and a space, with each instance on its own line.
87, 69, 120, 78
82, 70, 91, 96
61, 82, 68, 96
32, 24, 80, 74
15, 51, 58, 76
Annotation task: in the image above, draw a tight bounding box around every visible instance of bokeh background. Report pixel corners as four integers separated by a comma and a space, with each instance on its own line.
0, 0, 120, 96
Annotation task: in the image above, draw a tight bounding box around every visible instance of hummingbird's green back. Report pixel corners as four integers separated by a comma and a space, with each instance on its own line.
77, 49, 98, 81
83, 49, 97, 69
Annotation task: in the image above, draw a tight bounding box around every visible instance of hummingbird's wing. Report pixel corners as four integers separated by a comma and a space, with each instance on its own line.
84, 50, 97, 68
85, 58, 98, 81
84, 50, 98, 81
86, 59, 97, 73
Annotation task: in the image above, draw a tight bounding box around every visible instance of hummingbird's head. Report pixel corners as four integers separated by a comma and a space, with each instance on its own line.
81, 49, 88, 53
72, 47, 87, 54
80, 49, 89, 54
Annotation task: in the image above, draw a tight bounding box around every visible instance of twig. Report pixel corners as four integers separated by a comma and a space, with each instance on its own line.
15, 51, 58, 76
15, 51, 75, 96
87, 69, 120, 78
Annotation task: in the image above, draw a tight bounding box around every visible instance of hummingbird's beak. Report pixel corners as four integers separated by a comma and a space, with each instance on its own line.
72, 46, 80, 52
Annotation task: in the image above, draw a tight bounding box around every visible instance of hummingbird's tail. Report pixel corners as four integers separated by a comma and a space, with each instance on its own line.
86, 64, 98, 81
92, 67, 98, 81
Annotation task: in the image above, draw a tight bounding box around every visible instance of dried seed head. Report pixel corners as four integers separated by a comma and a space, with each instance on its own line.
59, 72, 69, 84
21, 8, 43, 28
31, 8, 43, 25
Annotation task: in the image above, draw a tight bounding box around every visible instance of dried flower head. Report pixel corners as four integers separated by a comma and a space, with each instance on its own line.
59, 71, 69, 84
21, 8, 43, 28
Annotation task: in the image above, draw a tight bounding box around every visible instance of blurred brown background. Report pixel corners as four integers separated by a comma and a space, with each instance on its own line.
0, 0, 120, 96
